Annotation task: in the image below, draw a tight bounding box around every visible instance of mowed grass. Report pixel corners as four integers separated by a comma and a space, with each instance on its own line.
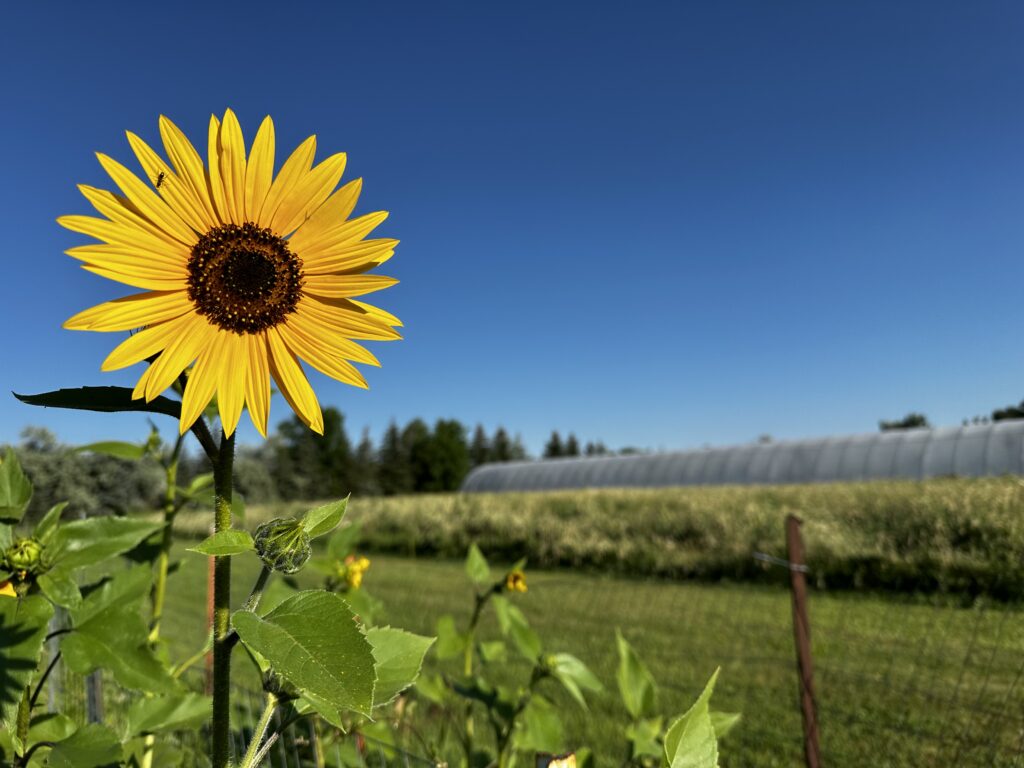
160, 544, 1024, 768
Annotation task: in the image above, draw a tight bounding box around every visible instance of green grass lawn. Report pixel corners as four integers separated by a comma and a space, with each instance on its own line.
160, 546, 1024, 768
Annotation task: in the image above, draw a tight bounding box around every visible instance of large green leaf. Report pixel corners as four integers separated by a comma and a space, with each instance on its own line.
514, 694, 564, 753
74, 441, 147, 460
434, 615, 469, 660
37, 570, 82, 609
14, 387, 182, 418
187, 530, 254, 556
616, 629, 657, 720
72, 565, 152, 625
625, 717, 664, 760
0, 595, 53, 736
664, 669, 720, 768
546, 652, 603, 710
233, 590, 376, 718
493, 594, 541, 660
302, 497, 349, 540
52, 517, 163, 571
0, 448, 32, 524
62, 566, 175, 694
33, 502, 68, 545
46, 723, 123, 768
125, 692, 211, 737
366, 626, 434, 707
465, 543, 491, 587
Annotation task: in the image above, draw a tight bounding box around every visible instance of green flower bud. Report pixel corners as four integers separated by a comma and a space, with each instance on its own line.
254, 518, 311, 574
5, 538, 44, 574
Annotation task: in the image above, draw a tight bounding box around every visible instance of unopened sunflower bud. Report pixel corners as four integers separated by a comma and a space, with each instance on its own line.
253, 518, 311, 574
5, 538, 44, 574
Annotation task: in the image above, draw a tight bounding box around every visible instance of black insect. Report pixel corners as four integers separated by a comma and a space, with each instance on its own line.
154, 171, 166, 189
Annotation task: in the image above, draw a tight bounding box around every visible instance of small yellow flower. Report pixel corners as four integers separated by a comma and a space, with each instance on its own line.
505, 568, 528, 593
0, 580, 16, 598
61, 110, 401, 437
343, 554, 371, 589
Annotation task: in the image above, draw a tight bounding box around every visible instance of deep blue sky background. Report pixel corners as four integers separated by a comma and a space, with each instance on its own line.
2, 1, 1023, 455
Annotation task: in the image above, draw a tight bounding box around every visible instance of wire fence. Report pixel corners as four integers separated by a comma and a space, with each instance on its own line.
33, 537, 1024, 768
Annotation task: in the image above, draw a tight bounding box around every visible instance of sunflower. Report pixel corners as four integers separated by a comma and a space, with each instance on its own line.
60, 109, 401, 437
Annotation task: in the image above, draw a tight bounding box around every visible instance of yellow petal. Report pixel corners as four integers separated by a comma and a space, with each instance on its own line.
95, 153, 196, 245
267, 327, 323, 433
77, 184, 178, 247
257, 135, 316, 229
303, 273, 398, 298
244, 333, 271, 437
207, 114, 230, 223
278, 320, 368, 388
66, 244, 186, 276
64, 291, 193, 332
58, 215, 189, 264
270, 153, 347, 237
81, 264, 187, 292
159, 115, 219, 228
127, 131, 210, 234
217, 331, 247, 436
349, 299, 404, 329
218, 109, 247, 225
288, 310, 380, 366
132, 364, 153, 400
296, 296, 402, 341
144, 319, 216, 401
301, 238, 398, 275
245, 116, 275, 222
288, 178, 362, 253
179, 337, 222, 433
101, 313, 199, 371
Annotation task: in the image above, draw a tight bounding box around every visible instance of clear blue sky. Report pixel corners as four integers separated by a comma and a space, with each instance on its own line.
3, 1, 1023, 455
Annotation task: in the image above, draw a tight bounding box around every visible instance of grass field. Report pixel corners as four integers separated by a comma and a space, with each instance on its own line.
160, 543, 1024, 768
175, 477, 1024, 598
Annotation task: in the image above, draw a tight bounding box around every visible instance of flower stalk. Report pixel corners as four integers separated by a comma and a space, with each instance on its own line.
211, 429, 236, 768
238, 691, 279, 768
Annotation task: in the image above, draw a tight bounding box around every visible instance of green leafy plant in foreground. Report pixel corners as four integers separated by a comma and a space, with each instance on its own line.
400, 545, 737, 768
4, 382, 435, 768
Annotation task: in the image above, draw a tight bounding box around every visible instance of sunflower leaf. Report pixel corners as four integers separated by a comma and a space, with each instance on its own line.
14, 387, 182, 419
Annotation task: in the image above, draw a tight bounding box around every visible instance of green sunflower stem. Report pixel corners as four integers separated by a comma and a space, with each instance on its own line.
212, 429, 236, 768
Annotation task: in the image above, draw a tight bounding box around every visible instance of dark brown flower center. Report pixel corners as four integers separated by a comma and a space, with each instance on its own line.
187, 223, 303, 334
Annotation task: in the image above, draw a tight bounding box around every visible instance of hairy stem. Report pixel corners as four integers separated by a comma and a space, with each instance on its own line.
226, 566, 272, 651
211, 429, 236, 768
238, 692, 279, 768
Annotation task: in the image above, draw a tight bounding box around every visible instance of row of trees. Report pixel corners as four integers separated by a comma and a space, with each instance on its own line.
882, 401, 1024, 430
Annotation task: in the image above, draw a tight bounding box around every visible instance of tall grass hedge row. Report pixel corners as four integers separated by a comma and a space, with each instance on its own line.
177, 477, 1024, 599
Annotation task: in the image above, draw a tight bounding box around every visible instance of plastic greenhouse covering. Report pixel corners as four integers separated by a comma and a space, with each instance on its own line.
459, 421, 1024, 492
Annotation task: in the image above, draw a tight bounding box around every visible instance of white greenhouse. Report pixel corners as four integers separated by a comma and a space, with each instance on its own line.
460, 421, 1024, 493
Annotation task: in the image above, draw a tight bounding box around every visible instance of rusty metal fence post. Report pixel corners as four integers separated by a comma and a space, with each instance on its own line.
786, 514, 822, 768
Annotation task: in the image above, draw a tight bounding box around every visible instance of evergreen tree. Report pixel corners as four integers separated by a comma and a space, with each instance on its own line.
273, 407, 353, 499
351, 428, 380, 496
425, 419, 470, 491
491, 428, 513, 462
470, 424, 491, 467
584, 440, 609, 456
402, 418, 433, 492
378, 420, 412, 496
543, 430, 564, 458
510, 434, 529, 461
564, 433, 580, 456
